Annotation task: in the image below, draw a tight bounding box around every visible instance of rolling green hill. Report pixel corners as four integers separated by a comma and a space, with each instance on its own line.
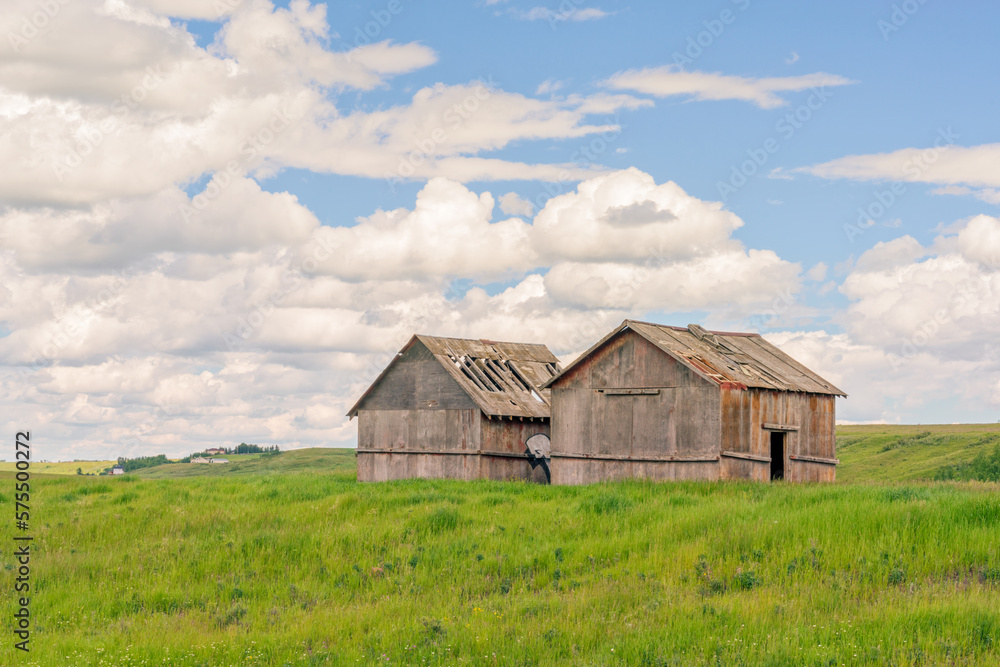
836, 423, 1000, 483
0, 460, 116, 475
133, 447, 356, 478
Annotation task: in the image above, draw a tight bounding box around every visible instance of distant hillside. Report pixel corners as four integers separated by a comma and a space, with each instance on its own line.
836, 423, 1000, 482
133, 448, 356, 479
0, 460, 116, 476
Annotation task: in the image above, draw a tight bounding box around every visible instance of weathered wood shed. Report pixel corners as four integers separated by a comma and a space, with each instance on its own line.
542, 320, 846, 484
348, 334, 560, 483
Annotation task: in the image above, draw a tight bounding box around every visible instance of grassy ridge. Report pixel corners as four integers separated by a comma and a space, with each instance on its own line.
836, 424, 1000, 483
134, 449, 356, 478
2, 469, 999, 665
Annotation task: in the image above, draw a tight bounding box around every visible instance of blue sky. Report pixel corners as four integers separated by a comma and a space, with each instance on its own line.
1, 0, 999, 459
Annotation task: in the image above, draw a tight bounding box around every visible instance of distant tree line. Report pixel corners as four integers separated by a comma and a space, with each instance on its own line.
100, 454, 169, 475
183, 444, 282, 462
233, 443, 281, 455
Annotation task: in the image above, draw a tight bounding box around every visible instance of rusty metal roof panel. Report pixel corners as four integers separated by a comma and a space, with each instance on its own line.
628, 320, 845, 396
348, 334, 560, 419
543, 320, 845, 396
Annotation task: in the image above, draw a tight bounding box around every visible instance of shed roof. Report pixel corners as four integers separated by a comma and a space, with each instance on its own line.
542, 320, 846, 396
347, 334, 561, 419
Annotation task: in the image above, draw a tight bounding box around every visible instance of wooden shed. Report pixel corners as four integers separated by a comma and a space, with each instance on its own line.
542, 320, 846, 484
348, 334, 561, 483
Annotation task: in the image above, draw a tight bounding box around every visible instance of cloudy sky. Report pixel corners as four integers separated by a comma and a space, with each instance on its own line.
2, 0, 999, 460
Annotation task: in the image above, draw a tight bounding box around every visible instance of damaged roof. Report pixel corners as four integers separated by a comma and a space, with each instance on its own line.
348, 334, 561, 419
542, 320, 846, 396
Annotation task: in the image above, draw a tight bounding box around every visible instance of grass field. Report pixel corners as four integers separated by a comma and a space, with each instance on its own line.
2, 427, 998, 665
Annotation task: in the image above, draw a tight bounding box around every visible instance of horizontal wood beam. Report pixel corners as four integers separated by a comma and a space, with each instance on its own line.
721, 450, 771, 463
356, 448, 477, 456
599, 388, 661, 396
551, 452, 718, 463
480, 451, 533, 460
789, 454, 839, 466
762, 422, 799, 431
356, 448, 534, 460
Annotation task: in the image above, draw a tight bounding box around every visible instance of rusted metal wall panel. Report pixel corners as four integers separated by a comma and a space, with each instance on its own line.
674, 386, 721, 456
720, 389, 836, 482
786, 393, 836, 482
799, 394, 836, 460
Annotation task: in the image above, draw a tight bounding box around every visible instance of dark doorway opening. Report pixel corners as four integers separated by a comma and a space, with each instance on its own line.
770, 431, 785, 481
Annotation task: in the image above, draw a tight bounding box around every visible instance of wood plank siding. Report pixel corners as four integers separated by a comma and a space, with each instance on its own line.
549, 330, 722, 485
353, 322, 842, 485
545, 320, 844, 485
350, 336, 557, 483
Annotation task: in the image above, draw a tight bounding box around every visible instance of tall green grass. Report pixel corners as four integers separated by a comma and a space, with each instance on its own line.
2, 468, 998, 665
